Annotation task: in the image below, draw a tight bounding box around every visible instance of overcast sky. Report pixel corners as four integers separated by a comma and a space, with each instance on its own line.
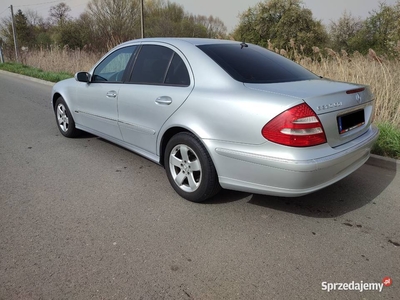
0, 0, 398, 32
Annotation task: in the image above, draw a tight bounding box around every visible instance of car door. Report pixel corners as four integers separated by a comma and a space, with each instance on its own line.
117, 44, 194, 155
73, 46, 138, 139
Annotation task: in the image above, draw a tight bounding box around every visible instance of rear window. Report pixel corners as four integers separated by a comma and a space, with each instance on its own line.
198, 44, 318, 84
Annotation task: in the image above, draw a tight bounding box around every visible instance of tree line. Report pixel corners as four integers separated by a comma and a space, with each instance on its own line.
1, 0, 400, 60
233, 0, 400, 57
0, 0, 227, 58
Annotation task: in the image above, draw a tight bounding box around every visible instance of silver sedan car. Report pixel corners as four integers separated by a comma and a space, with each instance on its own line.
51, 38, 379, 202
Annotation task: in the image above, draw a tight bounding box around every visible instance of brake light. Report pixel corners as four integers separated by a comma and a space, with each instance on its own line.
346, 88, 365, 94
262, 103, 327, 147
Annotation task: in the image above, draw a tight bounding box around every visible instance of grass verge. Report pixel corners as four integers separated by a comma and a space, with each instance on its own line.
372, 123, 400, 160
1, 62, 399, 160
0, 62, 72, 82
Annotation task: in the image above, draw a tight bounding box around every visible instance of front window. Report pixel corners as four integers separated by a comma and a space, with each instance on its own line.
92, 46, 137, 83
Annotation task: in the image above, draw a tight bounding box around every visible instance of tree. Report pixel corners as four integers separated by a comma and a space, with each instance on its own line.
0, 9, 34, 59
0, 0, 228, 55
193, 15, 227, 38
49, 2, 71, 26
233, 0, 328, 55
86, 0, 141, 50
352, 2, 400, 56
35, 31, 52, 47
0, 16, 14, 46
181, 14, 209, 37
11, 10, 36, 48
144, 0, 226, 38
145, 0, 186, 37
24, 9, 51, 47
25, 9, 45, 27
55, 13, 95, 49
329, 11, 363, 52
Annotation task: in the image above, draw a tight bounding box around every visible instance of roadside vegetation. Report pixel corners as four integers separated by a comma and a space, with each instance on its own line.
0, 0, 399, 159
372, 123, 400, 159
0, 62, 72, 82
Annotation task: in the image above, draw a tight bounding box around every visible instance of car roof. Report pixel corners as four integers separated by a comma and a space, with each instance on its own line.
121, 37, 241, 47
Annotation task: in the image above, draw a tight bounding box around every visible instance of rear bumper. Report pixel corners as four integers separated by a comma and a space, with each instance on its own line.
205, 125, 379, 197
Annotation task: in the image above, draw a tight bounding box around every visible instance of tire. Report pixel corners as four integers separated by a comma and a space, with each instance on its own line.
54, 97, 79, 138
164, 132, 220, 202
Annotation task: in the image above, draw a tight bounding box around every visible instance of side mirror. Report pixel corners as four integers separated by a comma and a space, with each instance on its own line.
75, 72, 91, 83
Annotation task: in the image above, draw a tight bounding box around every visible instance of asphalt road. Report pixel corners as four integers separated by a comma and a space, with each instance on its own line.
0, 72, 399, 300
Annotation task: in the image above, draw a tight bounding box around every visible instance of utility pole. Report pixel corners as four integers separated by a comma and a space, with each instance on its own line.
0, 46, 4, 63
140, 0, 144, 38
0, 38, 4, 63
10, 5, 19, 62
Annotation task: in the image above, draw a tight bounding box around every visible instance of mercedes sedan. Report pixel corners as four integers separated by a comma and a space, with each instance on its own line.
51, 38, 379, 202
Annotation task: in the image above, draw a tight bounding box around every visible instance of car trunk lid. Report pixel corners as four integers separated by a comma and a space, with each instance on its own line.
244, 79, 375, 148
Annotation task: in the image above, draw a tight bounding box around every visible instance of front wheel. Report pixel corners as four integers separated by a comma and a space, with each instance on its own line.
164, 132, 220, 202
54, 97, 80, 138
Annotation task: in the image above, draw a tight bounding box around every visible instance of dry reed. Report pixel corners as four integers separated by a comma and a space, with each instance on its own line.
299, 50, 400, 128
22, 46, 101, 75
272, 41, 400, 128
21, 44, 400, 128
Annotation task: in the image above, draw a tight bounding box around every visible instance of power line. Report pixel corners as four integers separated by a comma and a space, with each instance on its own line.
15, 0, 59, 8
10, 0, 87, 16
0, 0, 87, 24
0, 7, 9, 17
69, 3, 87, 10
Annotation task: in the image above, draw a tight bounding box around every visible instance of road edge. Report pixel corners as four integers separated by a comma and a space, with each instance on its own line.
1, 69, 399, 171
0, 69, 55, 87
367, 154, 399, 171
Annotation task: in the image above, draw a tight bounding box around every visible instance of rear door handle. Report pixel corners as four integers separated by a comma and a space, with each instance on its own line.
155, 96, 172, 105
106, 91, 117, 98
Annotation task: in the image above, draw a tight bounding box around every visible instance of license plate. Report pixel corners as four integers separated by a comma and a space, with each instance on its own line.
337, 109, 365, 134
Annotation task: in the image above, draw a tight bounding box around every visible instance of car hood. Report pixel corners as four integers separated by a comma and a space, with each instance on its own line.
244, 79, 373, 114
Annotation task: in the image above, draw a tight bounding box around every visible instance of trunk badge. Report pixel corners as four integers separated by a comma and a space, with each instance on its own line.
316, 102, 343, 111
356, 93, 362, 104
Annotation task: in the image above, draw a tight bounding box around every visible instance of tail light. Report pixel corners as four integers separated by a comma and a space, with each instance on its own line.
262, 103, 327, 147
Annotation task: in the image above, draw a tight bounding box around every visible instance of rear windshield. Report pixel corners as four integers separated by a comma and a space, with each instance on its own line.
197, 44, 318, 84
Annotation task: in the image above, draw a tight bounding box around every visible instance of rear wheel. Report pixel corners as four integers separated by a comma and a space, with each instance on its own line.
55, 97, 79, 138
164, 132, 220, 202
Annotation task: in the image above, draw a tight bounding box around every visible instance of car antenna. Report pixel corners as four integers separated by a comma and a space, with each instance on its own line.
240, 41, 248, 49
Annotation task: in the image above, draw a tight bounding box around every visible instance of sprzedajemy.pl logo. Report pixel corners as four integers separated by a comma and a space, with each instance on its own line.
322, 277, 392, 293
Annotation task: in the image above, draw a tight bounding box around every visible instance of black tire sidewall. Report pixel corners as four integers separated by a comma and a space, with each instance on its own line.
164, 132, 219, 202
55, 97, 77, 138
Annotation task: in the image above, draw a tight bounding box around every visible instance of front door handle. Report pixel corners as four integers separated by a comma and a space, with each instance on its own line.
155, 96, 172, 105
106, 91, 117, 98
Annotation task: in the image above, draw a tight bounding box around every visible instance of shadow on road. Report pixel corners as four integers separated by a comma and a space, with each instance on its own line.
247, 164, 396, 218
204, 189, 251, 204
73, 132, 96, 139
204, 163, 396, 218
70, 133, 396, 218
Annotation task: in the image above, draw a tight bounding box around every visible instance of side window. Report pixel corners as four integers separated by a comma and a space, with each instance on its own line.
92, 46, 137, 83
165, 54, 190, 86
130, 45, 190, 86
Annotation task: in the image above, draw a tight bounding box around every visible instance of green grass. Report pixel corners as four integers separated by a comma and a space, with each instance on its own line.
372, 123, 400, 160
0, 62, 73, 82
